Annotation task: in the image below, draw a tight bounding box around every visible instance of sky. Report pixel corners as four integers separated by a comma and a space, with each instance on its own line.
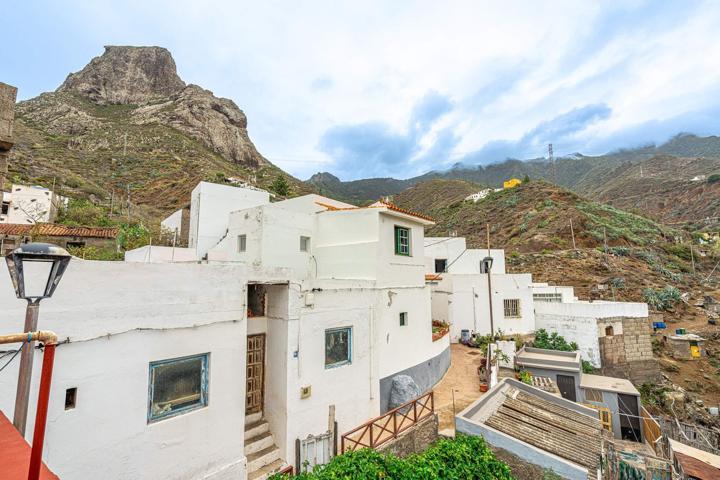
4, 1, 720, 181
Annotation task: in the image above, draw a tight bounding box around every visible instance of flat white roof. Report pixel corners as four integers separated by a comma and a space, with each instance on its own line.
580, 374, 639, 396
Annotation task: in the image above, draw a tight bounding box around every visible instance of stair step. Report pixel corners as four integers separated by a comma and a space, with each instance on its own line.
248, 459, 286, 480
246, 411, 263, 425
247, 445, 280, 473
245, 430, 274, 456
245, 419, 269, 440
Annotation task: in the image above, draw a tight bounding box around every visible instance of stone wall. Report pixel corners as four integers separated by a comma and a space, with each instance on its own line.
0, 82, 18, 191
377, 413, 439, 458
599, 317, 660, 383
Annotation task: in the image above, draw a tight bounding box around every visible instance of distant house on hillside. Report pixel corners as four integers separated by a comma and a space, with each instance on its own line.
0, 223, 118, 256
503, 178, 522, 189
0, 184, 67, 224
464, 189, 493, 202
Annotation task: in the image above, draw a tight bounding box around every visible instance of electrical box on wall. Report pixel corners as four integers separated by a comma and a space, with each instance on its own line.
300, 385, 312, 399
305, 292, 315, 306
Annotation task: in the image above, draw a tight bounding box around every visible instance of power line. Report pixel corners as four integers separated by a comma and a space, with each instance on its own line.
0, 344, 23, 374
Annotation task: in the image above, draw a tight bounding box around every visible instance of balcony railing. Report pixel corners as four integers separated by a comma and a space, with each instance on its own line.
341, 391, 434, 453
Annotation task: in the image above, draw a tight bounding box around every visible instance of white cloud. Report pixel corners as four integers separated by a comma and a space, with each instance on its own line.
7, 0, 720, 179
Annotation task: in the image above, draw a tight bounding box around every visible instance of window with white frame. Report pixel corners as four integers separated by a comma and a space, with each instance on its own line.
325, 327, 352, 368
532, 293, 563, 303
300, 236, 310, 252
399, 312, 408, 326
503, 299, 521, 318
148, 353, 208, 422
237, 234, 247, 252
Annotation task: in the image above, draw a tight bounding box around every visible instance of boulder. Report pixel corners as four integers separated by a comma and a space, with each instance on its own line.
388, 375, 421, 410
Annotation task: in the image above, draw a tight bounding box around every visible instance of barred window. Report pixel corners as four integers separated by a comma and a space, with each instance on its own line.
503, 299, 521, 318
533, 293, 563, 303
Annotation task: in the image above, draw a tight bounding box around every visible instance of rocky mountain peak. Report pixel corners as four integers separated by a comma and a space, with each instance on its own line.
57, 46, 186, 105
308, 171, 341, 183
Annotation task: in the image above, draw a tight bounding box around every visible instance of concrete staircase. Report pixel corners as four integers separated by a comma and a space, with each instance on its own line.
245, 412, 287, 480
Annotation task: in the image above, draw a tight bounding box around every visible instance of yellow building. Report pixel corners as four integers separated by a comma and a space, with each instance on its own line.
503, 178, 522, 189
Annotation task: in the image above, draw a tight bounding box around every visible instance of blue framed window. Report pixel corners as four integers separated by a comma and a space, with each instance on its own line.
148, 353, 209, 423
325, 327, 352, 368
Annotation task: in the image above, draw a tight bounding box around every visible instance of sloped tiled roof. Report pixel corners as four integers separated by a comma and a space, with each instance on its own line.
315, 200, 434, 223
0, 223, 119, 239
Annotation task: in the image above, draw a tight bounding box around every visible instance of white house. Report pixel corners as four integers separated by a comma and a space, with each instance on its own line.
1, 184, 66, 224
0, 260, 254, 480
115, 182, 452, 478
424, 237, 535, 340
464, 189, 493, 203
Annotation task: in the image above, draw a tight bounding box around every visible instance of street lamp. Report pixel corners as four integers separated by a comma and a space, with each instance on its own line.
5, 242, 70, 435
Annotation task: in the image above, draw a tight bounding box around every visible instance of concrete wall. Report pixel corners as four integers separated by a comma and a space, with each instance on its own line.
599, 317, 659, 383
189, 181, 270, 259
379, 345, 451, 413
424, 237, 506, 274
535, 301, 649, 368
377, 213, 426, 288
378, 413, 438, 457
434, 272, 535, 341
125, 246, 198, 263
0, 260, 249, 480
0, 82, 17, 191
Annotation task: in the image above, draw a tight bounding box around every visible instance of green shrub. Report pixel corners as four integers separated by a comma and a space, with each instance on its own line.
532, 329, 578, 352
608, 246, 630, 256
276, 434, 512, 480
708, 173, 720, 183
643, 286, 681, 311
271, 174, 290, 196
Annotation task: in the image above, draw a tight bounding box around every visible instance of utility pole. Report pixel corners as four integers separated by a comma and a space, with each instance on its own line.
123, 133, 127, 157
126, 184, 131, 221
486, 223, 495, 336
570, 218, 577, 250
549, 143, 556, 185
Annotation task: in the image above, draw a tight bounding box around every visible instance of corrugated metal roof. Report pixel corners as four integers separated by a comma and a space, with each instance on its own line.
0, 411, 59, 480
0, 223, 119, 239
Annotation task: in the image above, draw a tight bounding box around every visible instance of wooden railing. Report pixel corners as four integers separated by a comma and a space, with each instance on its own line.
341, 391, 434, 453
641, 407, 664, 456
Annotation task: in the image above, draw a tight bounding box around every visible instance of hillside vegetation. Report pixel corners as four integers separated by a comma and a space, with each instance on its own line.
394, 180, 678, 252
8, 46, 310, 223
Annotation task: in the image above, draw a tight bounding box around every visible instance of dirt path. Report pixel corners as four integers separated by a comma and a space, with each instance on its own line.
433, 343, 486, 433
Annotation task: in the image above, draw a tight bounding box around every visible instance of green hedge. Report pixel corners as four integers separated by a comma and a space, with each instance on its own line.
273, 434, 513, 480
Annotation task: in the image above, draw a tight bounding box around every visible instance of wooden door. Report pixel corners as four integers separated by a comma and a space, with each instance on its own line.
246, 334, 265, 414
556, 375, 577, 402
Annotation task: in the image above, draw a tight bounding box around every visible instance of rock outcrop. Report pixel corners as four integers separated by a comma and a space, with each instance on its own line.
49, 45, 268, 169
58, 46, 185, 105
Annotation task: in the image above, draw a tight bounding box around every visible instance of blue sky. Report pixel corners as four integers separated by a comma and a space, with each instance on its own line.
4, 1, 720, 181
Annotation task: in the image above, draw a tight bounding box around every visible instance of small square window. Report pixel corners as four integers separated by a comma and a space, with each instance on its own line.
300, 236, 310, 252
237, 234, 247, 253
394, 226, 410, 256
503, 299, 521, 318
148, 354, 209, 423
584, 388, 603, 403
434, 259, 447, 273
325, 327, 352, 368
65, 387, 77, 410
399, 312, 408, 326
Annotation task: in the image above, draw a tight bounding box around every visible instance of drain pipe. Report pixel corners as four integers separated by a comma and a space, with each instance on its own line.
0, 331, 58, 480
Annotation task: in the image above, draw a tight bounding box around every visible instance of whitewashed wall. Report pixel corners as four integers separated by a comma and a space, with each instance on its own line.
534, 301, 648, 367
189, 182, 269, 259
437, 273, 535, 341
0, 260, 249, 480
424, 238, 506, 274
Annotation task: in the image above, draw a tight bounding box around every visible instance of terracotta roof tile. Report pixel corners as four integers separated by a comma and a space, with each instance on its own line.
0, 223, 119, 239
